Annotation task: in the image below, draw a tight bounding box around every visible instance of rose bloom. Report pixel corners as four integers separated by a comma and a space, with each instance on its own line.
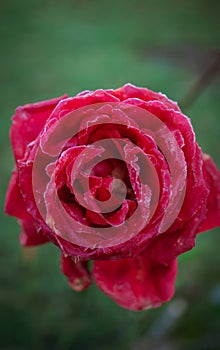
5, 84, 220, 311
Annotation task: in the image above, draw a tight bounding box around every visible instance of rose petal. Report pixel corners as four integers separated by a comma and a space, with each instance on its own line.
148, 201, 208, 267
10, 95, 68, 163
199, 154, 220, 232
19, 216, 49, 246
5, 170, 28, 219
61, 254, 91, 291
93, 250, 177, 310
108, 83, 180, 111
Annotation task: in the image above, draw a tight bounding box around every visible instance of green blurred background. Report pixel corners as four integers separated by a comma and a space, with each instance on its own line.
0, 0, 220, 349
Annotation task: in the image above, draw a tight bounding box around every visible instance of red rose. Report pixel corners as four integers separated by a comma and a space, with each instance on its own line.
5, 84, 220, 310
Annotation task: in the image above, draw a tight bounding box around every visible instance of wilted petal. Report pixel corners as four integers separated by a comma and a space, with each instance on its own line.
61, 254, 91, 291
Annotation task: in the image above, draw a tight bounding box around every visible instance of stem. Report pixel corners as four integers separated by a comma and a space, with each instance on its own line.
180, 51, 220, 111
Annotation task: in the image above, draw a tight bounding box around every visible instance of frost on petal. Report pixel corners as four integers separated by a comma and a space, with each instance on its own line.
61, 254, 91, 291
10, 95, 68, 163
19, 216, 49, 246
93, 250, 177, 311
109, 83, 180, 111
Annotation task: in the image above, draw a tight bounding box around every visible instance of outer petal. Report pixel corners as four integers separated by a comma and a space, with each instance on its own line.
61, 254, 92, 291
199, 154, 220, 232
10, 95, 68, 163
19, 215, 49, 246
5, 170, 27, 219
107, 83, 180, 111
148, 202, 208, 267
93, 250, 177, 311
5, 95, 68, 225
5, 171, 49, 247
